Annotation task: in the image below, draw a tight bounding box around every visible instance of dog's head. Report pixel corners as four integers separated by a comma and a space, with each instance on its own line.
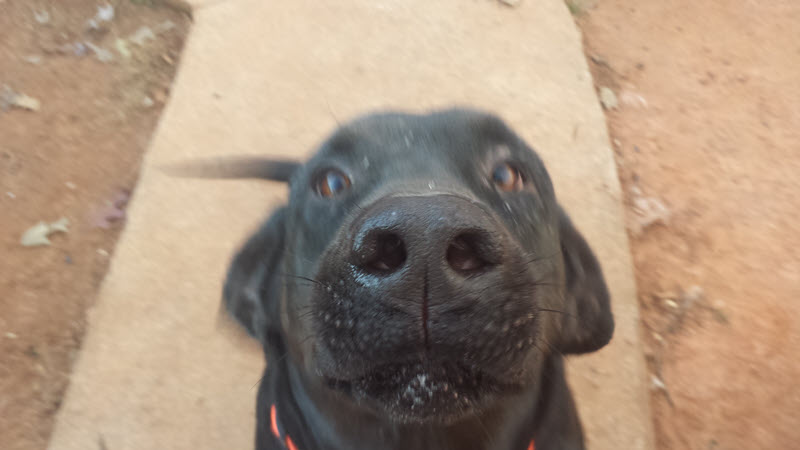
223, 109, 613, 424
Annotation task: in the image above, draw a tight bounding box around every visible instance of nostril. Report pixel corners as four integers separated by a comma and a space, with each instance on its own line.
447, 233, 492, 275
367, 232, 406, 274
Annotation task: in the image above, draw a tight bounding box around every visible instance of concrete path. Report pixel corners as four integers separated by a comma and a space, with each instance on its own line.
48, 0, 653, 448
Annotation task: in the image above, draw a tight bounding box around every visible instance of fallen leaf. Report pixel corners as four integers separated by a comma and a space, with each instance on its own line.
683, 285, 705, 304
129, 26, 156, 46
619, 90, 648, 108
115, 38, 131, 59
1, 85, 41, 111
20, 218, 70, 247
664, 285, 706, 334
12, 93, 41, 111
85, 42, 114, 62
87, 4, 114, 29
96, 4, 114, 21
154, 20, 176, 34
34, 10, 50, 24
89, 190, 130, 228
630, 186, 671, 234
72, 42, 89, 57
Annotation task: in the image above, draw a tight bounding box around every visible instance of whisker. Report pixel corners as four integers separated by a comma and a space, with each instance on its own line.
297, 309, 319, 321
536, 336, 564, 359
278, 272, 325, 286
252, 333, 315, 390
471, 405, 495, 447
530, 340, 549, 358
537, 308, 580, 321
521, 250, 559, 266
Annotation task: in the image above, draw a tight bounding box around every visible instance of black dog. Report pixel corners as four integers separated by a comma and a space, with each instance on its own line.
221, 109, 613, 450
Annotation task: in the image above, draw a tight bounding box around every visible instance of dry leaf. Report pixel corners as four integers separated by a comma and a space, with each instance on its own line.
20, 218, 69, 247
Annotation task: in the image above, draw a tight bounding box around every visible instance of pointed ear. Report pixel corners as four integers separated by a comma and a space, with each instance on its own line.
223, 207, 288, 342
555, 207, 614, 354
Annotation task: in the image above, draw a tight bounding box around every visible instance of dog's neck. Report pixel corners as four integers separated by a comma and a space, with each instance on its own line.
261, 354, 578, 450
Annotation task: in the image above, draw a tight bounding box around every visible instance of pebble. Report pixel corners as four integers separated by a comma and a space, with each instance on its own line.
599, 87, 618, 110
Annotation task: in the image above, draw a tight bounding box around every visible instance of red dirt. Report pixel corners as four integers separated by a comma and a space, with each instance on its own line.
578, 1, 800, 448
0, 2, 189, 449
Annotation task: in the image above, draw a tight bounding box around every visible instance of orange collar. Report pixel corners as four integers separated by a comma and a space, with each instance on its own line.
270, 404, 535, 450
271, 404, 299, 450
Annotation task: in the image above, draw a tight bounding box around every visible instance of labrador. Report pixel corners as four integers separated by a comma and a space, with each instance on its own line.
218, 108, 613, 450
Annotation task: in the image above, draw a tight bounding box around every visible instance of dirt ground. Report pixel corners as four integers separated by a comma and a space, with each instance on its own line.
0, 1, 190, 449
1, 0, 798, 449
576, 0, 800, 449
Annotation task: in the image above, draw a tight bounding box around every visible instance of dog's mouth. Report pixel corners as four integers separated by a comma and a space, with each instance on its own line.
323, 360, 517, 424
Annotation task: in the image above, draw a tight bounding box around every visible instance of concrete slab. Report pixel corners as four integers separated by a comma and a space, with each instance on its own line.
48, 0, 653, 449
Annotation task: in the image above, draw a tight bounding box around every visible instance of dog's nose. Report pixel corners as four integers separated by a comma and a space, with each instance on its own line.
445, 231, 495, 274
353, 229, 408, 273
350, 195, 503, 276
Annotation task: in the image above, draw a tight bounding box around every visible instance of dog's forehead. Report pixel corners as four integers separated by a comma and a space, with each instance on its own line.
318, 109, 522, 161
290, 109, 556, 204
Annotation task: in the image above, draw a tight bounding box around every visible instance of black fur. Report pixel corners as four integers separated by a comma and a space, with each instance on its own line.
222, 109, 614, 450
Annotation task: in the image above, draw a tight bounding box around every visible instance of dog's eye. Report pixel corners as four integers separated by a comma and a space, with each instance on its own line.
315, 169, 351, 198
491, 162, 524, 192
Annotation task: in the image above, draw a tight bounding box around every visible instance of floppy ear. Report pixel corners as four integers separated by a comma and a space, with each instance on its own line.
223, 207, 288, 343
162, 156, 301, 182
555, 207, 614, 354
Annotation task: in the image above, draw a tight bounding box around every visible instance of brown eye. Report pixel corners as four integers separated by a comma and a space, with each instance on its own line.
491, 162, 524, 192
315, 169, 351, 198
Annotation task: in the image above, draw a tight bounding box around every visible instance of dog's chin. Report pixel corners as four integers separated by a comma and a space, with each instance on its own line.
323, 361, 515, 425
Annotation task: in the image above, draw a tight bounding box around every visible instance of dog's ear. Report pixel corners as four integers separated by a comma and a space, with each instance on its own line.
555, 207, 614, 354
162, 156, 301, 182
223, 207, 288, 342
